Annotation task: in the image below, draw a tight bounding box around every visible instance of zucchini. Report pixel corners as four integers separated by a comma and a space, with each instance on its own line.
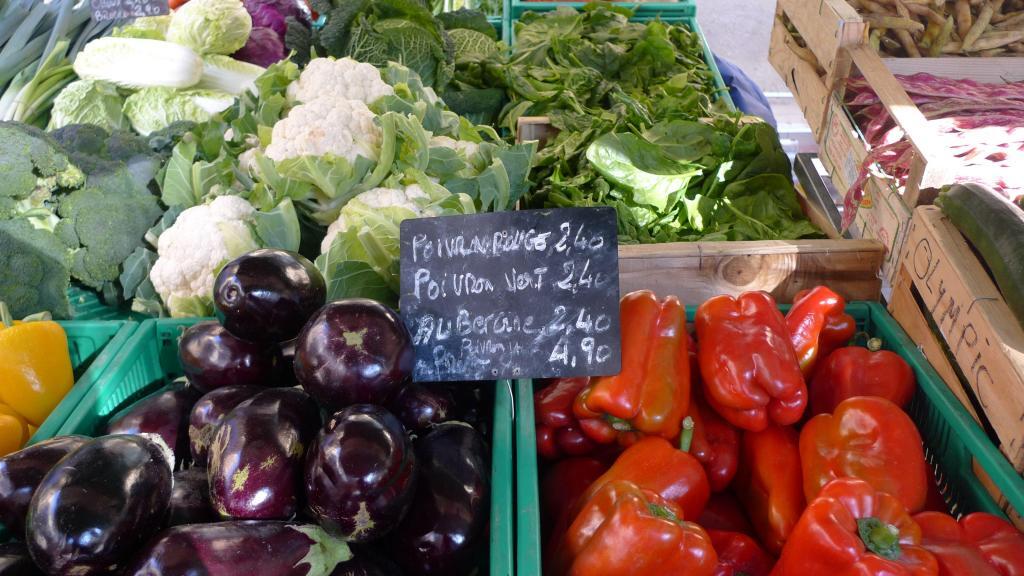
937, 183, 1024, 327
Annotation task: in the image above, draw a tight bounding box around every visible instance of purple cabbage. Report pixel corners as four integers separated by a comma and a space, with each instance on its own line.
244, 0, 289, 37
232, 26, 287, 67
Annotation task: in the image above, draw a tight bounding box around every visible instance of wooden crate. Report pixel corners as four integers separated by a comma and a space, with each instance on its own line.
893, 206, 1024, 473
768, 11, 831, 138
515, 118, 886, 303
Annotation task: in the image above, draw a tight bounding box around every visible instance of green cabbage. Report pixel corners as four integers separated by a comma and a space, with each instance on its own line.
123, 88, 234, 135
167, 0, 252, 55
47, 80, 126, 131
112, 16, 172, 40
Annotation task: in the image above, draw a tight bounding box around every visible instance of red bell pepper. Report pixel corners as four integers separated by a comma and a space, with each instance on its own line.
915, 511, 1024, 576
800, 396, 929, 513
542, 457, 609, 567
696, 292, 807, 432
536, 378, 600, 459
734, 424, 806, 554
551, 480, 718, 576
580, 433, 710, 521
574, 290, 691, 445
709, 530, 775, 576
786, 286, 856, 376
809, 341, 917, 417
698, 492, 754, 535
771, 478, 939, 575
688, 391, 741, 493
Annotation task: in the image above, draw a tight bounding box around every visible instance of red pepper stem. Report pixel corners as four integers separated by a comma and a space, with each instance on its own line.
678, 416, 695, 453
866, 337, 884, 352
857, 517, 902, 560
0, 302, 13, 328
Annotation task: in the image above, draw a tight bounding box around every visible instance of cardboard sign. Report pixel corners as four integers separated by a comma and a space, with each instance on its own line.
400, 207, 621, 382
91, 0, 169, 22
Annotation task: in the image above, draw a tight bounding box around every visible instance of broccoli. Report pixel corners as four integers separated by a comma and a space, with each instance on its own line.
0, 219, 72, 319
0, 122, 85, 219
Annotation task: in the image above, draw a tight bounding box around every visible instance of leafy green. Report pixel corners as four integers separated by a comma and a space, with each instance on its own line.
46, 79, 126, 132
438, 9, 497, 39
124, 88, 234, 136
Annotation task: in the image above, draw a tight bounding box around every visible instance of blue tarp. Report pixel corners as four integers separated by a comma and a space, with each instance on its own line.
714, 55, 777, 127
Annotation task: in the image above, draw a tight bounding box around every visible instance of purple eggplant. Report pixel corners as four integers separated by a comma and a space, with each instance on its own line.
179, 321, 279, 392
26, 434, 173, 576
208, 388, 320, 520
168, 467, 216, 526
106, 380, 201, 464
0, 435, 89, 538
214, 249, 326, 344
295, 299, 414, 410
125, 521, 351, 576
388, 422, 489, 576
304, 405, 417, 543
330, 548, 404, 576
188, 385, 263, 466
0, 542, 43, 575
389, 384, 455, 433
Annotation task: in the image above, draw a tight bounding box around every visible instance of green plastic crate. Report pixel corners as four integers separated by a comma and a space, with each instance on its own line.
505, 2, 735, 110
513, 301, 1024, 575
0, 319, 136, 542
54, 318, 516, 576
66, 285, 132, 321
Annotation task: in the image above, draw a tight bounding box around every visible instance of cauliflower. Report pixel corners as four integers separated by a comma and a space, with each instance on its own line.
265, 97, 380, 164
429, 135, 480, 157
286, 57, 395, 106
320, 185, 429, 253
150, 196, 260, 317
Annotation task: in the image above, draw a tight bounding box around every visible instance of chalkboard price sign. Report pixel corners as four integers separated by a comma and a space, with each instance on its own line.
91, 0, 169, 22
400, 207, 621, 382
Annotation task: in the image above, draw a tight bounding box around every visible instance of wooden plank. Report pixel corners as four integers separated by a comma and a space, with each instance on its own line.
900, 206, 1024, 471
778, 0, 866, 77
769, 13, 831, 138
619, 239, 884, 304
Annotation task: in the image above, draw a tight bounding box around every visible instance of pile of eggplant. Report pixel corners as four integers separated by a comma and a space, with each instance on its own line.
0, 249, 492, 576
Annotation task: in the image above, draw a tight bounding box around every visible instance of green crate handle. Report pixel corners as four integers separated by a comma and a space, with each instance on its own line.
514, 301, 1024, 575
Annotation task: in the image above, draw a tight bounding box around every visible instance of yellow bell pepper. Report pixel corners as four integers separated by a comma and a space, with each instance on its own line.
0, 403, 30, 457
0, 303, 74, 427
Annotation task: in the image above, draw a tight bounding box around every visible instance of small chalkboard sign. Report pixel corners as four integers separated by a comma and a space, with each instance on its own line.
400, 207, 621, 382
91, 0, 169, 22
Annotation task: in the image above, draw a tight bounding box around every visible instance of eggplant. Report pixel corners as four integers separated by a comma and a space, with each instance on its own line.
125, 521, 351, 576
304, 405, 417, 543
388, 422, 489, 576
26, 434, 173, 576
106, 380, 201, 464
0, 542, 43, 575
330, 548, 404, 576
214, 249, 326, 345
295, 299, 414, 411
168, 467, 216, 526
0, 435, 88, 538
188, 385, 263, 466
179, 321, 279, 392
208, 388, 320, 520
389, 384, 454, 434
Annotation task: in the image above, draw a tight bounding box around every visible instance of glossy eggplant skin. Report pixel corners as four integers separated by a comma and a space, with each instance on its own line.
208, 388, 321, 520
179, 321, 278, 392
295, 299, 414, 411
26, 435, 173, 576
304, 405, 417, 543
168, 467, 216, 527
214, 249, 326, 345
188, 385, 263, 466
330, 548, 405, 576
389, 384, 454, 434
106, 381, 201, 464
0, 435, 88, 538
388, 423, 489, 576
125, 521, 352, 576
0, 542, 43, 575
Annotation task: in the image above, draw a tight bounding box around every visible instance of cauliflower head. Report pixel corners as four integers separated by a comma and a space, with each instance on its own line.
265, 97, 380, 164
320, 185, 430, 253
150, 195, 260, 317
286, 57, 395, 106
429, 135, 480, 157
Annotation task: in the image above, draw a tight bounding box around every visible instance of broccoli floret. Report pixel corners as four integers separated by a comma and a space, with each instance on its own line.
0, 122, 85, 218
50, 124, 163, 187
57, 168, 163, 291
0, 219, 72, 319
437, 9, 497, 39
